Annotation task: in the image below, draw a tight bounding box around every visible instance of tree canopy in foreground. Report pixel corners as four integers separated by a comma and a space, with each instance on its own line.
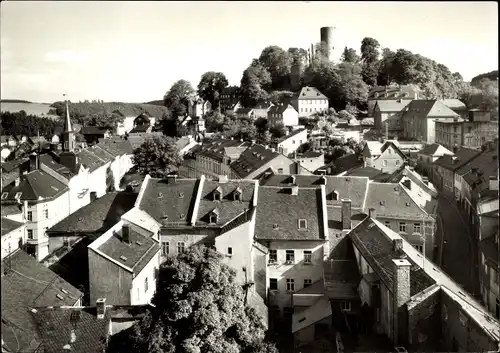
132, 135, 182, 178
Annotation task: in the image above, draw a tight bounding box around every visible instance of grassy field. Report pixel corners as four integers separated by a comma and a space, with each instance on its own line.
0, 102, 60, 120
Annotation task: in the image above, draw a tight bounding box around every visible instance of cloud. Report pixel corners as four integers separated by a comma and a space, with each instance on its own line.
44, 50, 89, 63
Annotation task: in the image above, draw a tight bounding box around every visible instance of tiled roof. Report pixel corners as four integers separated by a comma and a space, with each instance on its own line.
47, 192, 137, 235
254, 186, 325, 241
344, 166, 392, 182
230, 144, 280, 178
433, 148, 481, 171
364, 182, 428, 218
87, 145, 114, 164
197, 139, 249, 162
196, 180, 255, 226
277, 128, 307, 144
417, 143, 441, 156
81, 126, 108, 135
138, 177, 198, 225
301, 150, 323, 158
39, 154, 77, 179
30, 306, 110, 353
1, 250, 82, 353
349, 218, 435, 296
1, 217, 23, 236
1, 169, 19, 187
374, 100, 411, 112
297, 86, 327, 100
96, 139, 133, 157
402, 100, 459, 120
1, 158, 29, 173
1, 204, 22, 217
129, 125, 151, 134
76, 149, 107, 172
330, 153, 363, 174
259, 175, 369, 209
440, 99, 467, 110
97, 227, 159, 275
368, 85, 418, 100
1, 169, 68, 202
456, 145, 498, 192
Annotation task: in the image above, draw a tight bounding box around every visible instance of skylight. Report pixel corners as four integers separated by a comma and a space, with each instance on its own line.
56, 294, 64, 301
120, 255, 128, 262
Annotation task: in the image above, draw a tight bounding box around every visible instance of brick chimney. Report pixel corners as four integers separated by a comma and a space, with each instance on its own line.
392, 259, 411, 346
122, 224, 130, 244
341, 199, 352, 230
368, 208, 376, 219
96, 298, 106, 319
393, 239, 403, 252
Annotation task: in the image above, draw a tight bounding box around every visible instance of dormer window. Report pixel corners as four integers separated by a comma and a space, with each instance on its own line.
331, 190, 339, 201
213, 187, 222, 201
298, 219, 307, 229
209, 213, 218, 224
1, 192, 8, 199
15, 192, 22, 199
233, 187, 242, 201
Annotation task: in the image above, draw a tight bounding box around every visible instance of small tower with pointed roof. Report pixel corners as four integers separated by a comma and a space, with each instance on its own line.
61, 96, 76, 152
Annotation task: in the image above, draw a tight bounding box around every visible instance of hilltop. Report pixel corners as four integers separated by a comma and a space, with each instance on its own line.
0, 99, 32, 103
471, 70, 498, 87
49, 101, 170, 118
1, 101, 60, 120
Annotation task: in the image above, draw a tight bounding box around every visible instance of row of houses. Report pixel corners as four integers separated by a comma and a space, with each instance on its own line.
6, 168, 497, 352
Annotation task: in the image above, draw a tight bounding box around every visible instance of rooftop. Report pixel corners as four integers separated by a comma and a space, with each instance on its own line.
344, 166, 392, 182
1, 250, 83, 353
440, 99, 467, 110
197, 139, 248, 162
402, 100, 459, 120
296, 86, 328, 100
277, 128, 307, 144
1, 169, 68, 202
1, 217, 24, 237
301, 150, 323, 158
47, 192, 138, 235
433, 147, 482, 171
374, 99, 411, 112
368, 85, 418, 100
230, 144, 280, 178
417, 143, 452, 156
76, 149, 108, 173
457, 144, 499, 192
254, 186, 326, 241
81, 126, 109, 135
329, 153, 363, 175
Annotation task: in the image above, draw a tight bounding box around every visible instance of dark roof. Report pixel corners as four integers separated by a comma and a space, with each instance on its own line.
1, 169, 68, 202
365, 182, 428, 219
196, 180, 255, 226
197, 139, 248, 162
277, 128, 306, 144
349, 218, 436, 295
30, 306, 111, 353
39, 154, 77, 179
230, 144, 280, 178
480, 235, 499, 268
76, 149, 107, 172
1, 169, 19, 187
374, 100, 411, 112
1, 204, 22, 217
260, 174, 369, 209
81, 126, 108, 135
96, 140, 133, 157
368, 85, 417, 100
87, 145, 114, 164
433, 147, 481, 171
235, 107, 253, 115
1, 158, 29, 173
129, 125, 151, 134
456, 145, 498, 192
418, 143, 442, 155
344, 166, 391, 182
327, 206, 367, 232
1, 217, 24, 236
402, 100, 459, 120
268, 103, 295, 114
296, 86, 327, 100
301, 150, 323, 158
47, 192, 137, 235
330, 153, 363, 175
254, 186, 325, 241
97, 227, 159, 275
127, 132, 163, 150
1, 250, 83, 353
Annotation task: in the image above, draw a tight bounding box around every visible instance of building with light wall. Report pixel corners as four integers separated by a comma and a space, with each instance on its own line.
87, 220, 160, 306
372, 99, 410, 133
291, 87, 329, 117
275, 128, 308, 157
267, 103, 299, 128
432, 147, 481, 194
294, 150, 325, 173
1, 217, 25, 259
362, 140, 407, 174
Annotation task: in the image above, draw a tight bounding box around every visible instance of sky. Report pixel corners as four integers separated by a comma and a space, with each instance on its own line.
1, 1, 498, 103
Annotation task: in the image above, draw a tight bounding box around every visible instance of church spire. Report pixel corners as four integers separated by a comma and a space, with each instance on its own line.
61, 93, 75, 153
63, 94, 73, 132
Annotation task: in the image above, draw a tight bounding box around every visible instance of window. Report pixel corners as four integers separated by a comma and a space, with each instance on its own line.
340, 301, 351, 311
399, 222, 406, 233
269, 250, 277, 263
298, 219, 307, 229
209, 214, 218, 224
144, 277, 148, 293
468, 127, 472, 133
286, 279, 295, 292
384, 221, 391, 229
285, 250, 295, 263
383, 160, 388, 167
27, 211, 33, 222
233, 192, 240, 201
414, 244, 423, 253
331, 190, 339, 200
388, 149, 392, 154
303, 250, 312, 264
413, 223, 421, 233
1, 192, 7, 199
227, 247, 232, 256
304, 279, 312, 288
161, 242, 169, 256
270, 278, 278, 291
43, 209, 49, 219
177, 242, 185, 254
278, 168, 284, 174
27, 229, 33, 240
292, 140, 296, 144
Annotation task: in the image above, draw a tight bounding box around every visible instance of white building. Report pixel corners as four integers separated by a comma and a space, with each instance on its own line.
291, 87, 329, 118
276, 129, 308, 157
268, 103, 299, 128
1, 217, 25, 260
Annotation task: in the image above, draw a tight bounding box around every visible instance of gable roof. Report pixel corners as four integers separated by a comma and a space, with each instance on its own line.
440, 99, 467, 110
197, 139, 249, 162
47, 191, 137, 235
296, 86, 327, 100
277, 128, 307, 144
344, 166, 392, 182
255, 186, 327, 241
433, 147, 481, 171
417, 143, 452, 156
1, 250, 83, 353
268, 103, 296, 114
230, 144, 280, 178
1, 158, 29, 173
364, 140, 405, 160
329, 153, 363, 175
76, 149, 108, 172
456, 145, 499, 192
374, 99, 411, 112
1, 169, 68, 202
402, 100, 459, 120
96, 139, 133, 157
1, 217, 24, 236
39, 154, 77, 179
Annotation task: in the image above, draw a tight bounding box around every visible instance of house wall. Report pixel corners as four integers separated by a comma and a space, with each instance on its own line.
246, 154, 312, 179
1, 225, 26, 260
374, 110, 402, 131
434, 165, 454, 193
440, 291, 499, 352
435, 122, 463, 150
283, 107, 299, 127
293, 98, 329, 117
215, 217, 255, 286
89, 164, 109, 198
116, 117, 137, 136
130, 251, 160, 305
67, 168, 91, 213
294, 316, 332, 347
295, 155, 325, 174
277, 130, 308, 156
88, 248, 133, 305
407, 289, 441, 351
426, 118, 436, 144
369, 145, 405, 173
253, 244, 267, 300
266, 240, 325, 314
463, 121, 498, 149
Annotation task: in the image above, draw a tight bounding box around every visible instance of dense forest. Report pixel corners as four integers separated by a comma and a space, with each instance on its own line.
1, 111, 62, 138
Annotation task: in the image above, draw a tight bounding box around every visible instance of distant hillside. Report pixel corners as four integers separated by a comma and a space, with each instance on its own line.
471, 70, 498, 87
1, 101, 60, 120
0, 99, 32, 103
144, 100, 165, 106
49, 101, 170, 118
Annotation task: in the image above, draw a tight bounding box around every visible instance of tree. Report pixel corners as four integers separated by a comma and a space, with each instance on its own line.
269, 122, 287, 139
258, 46, 293, 91
204, 111, 226, 132
132, 135, 183, 178
360, 37, 381, 86
197, 72, 229, 111
164, 80, 195, 118
223, 117, 258, 141
239, 61, 272, 108
340, 47, 360, 64
267, 90, 294, 105
129, 245, 277, 353
287, 47, 308, 65
258, 130, 273, 145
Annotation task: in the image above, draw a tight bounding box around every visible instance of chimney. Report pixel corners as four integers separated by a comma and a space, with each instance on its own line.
368, 208, 376, 219
285, 130, 290, 136
96, 298, 106, 319
251, 140, 256, 145
392, 259, 411, 346
167, 174, 177, 184
29, 153, 39, 171
489, 176, 499, 191
290, 185, 299, 196
14, 177, 20, 187
218, 175, 228, 183
393, 239, 403, 252
341, 199, 352, 230
422, 177, 429, 185
452, 146, 458, 154
122, 224, 130, 244
320, 175, 327, 185
295, 161, 301, 174
452, 156, 458, 164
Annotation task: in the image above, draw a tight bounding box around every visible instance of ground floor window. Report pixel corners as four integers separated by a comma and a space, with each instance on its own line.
26, 244, 36, 257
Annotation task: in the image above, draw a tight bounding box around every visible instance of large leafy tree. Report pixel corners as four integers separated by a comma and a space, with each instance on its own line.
197, 72, 229, 111
129, 246, 277, 353
360, 37, 381, 86
164, 80, 195, 118
1, 111, 62, 138
223, 116, 258, 141
258, 46, 293, 91
239, 60, 272, 108
132, 135, 182, 178
340, 47, 360, 64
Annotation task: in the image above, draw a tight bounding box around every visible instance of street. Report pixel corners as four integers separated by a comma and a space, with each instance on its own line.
437, 193, 479, 296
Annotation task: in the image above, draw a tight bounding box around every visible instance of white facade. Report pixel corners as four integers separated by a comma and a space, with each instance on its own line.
294, 154, 325, 174
1, 223, 26, 260
277, 130, 308, 156
268, 105, 299, 128
116, 116, 157, 136
294, 99, 329, 118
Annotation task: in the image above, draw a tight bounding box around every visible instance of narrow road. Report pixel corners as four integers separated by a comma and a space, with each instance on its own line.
437, 193, 479, 296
